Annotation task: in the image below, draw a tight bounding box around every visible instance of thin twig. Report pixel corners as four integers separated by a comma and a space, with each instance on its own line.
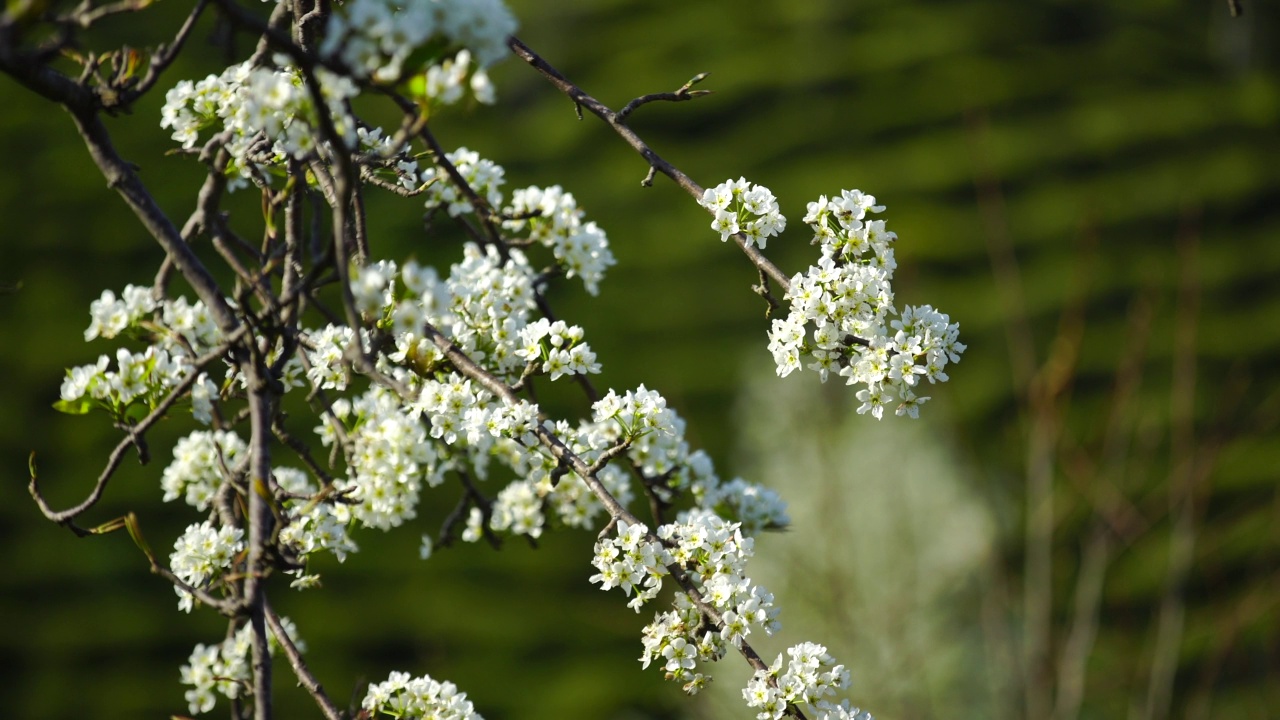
29, 328, 247, 530
265, 602, 344, 720
1052, 528, 1110, 720
615, 71, 712, 123
1142, 206, 1202, 720
118, 0, 210, 105
506, 36, 791, 293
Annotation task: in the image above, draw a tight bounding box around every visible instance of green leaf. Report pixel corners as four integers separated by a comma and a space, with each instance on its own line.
52, 398, 93, 415
124, 512, 156, 565
123, 402, 150, 424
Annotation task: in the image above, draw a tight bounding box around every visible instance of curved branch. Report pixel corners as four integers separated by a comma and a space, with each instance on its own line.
117, 0, 211, 106
73, 110, 241, 333
29, 328, 247, 530
265, 602, 344, 720
506, 36, 791, 293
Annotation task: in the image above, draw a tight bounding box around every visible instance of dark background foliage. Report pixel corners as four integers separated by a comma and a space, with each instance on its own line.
1, 0, 1277, 718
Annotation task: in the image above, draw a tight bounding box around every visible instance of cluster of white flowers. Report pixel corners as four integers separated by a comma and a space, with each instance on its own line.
162, 0, 515, 190
84, 285, 155, 341
349, 243, 595, 388
81, 284, 223, 352
320, 0, 515, 85
743, 643, 869, 720
698, 180, 965, 419
606, 571, 868, 718
170, 520, 244, 612
458, 409, 633, 539
589, 519, 668, 608
306, 324, 368, 391
782, 190, 964, 418
276, 468, 360, 574
362, 670, 484, 720
699, 477, 790, 534
655, 511, 780, 642
161, 430, 248, 510
698, 177, 787, 249
592, 385, 673, 440
589, 513, 783, 697
424, 146, 506, 217
515, 318, 600, 379
160, 295, 223, 354
59, 345, 188, 411
325, 387, 448, 530
422, 150, 617, 296
422, 152, 622, 295
60, 284, 229, 423
445, 244, 536, 368
161, 59, 359, 189
180, 618, 304, 715
358, 126, 425, 191
504, 185, 617, 295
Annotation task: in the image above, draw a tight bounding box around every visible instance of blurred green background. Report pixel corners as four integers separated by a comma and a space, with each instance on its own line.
2, 0, 1278, 718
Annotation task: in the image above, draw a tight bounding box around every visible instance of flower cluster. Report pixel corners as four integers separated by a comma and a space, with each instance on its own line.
743, 643, 868, 720
424, 147, 506, 217
698, 177, 787, 249
592, 385, 674, 440
79, 284, 223, 351
420, 151, 618, 296
698, 180, 965, 419
161, 60, 360, 189
780, 190, 964, 418
276, 468, 360, 574
440, 243, 538, 374
589, 519, 668, 608
159, 296, 223, 354
699, 477, 790, 534
59, 346, 191, 414
655, 511, 780, 641
590, 513, 782, 695
306, 324, 363, 391
598, 398, 789, 534
161, 1, 512, 192
504, 185, 617, 295
515, 318, 600, 380
170, 520, 244, 612
180, 618, 304, 715
362, 670, 484, 720
320, 0, 515, 83
84, 285, 155, 341
59, 284, 228, 423
325, 387, 447, 531
161, 430, 248, 510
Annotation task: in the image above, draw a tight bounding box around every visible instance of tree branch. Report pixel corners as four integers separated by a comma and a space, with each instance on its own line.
265, 602, 344, 720
506, 36, 791, 293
